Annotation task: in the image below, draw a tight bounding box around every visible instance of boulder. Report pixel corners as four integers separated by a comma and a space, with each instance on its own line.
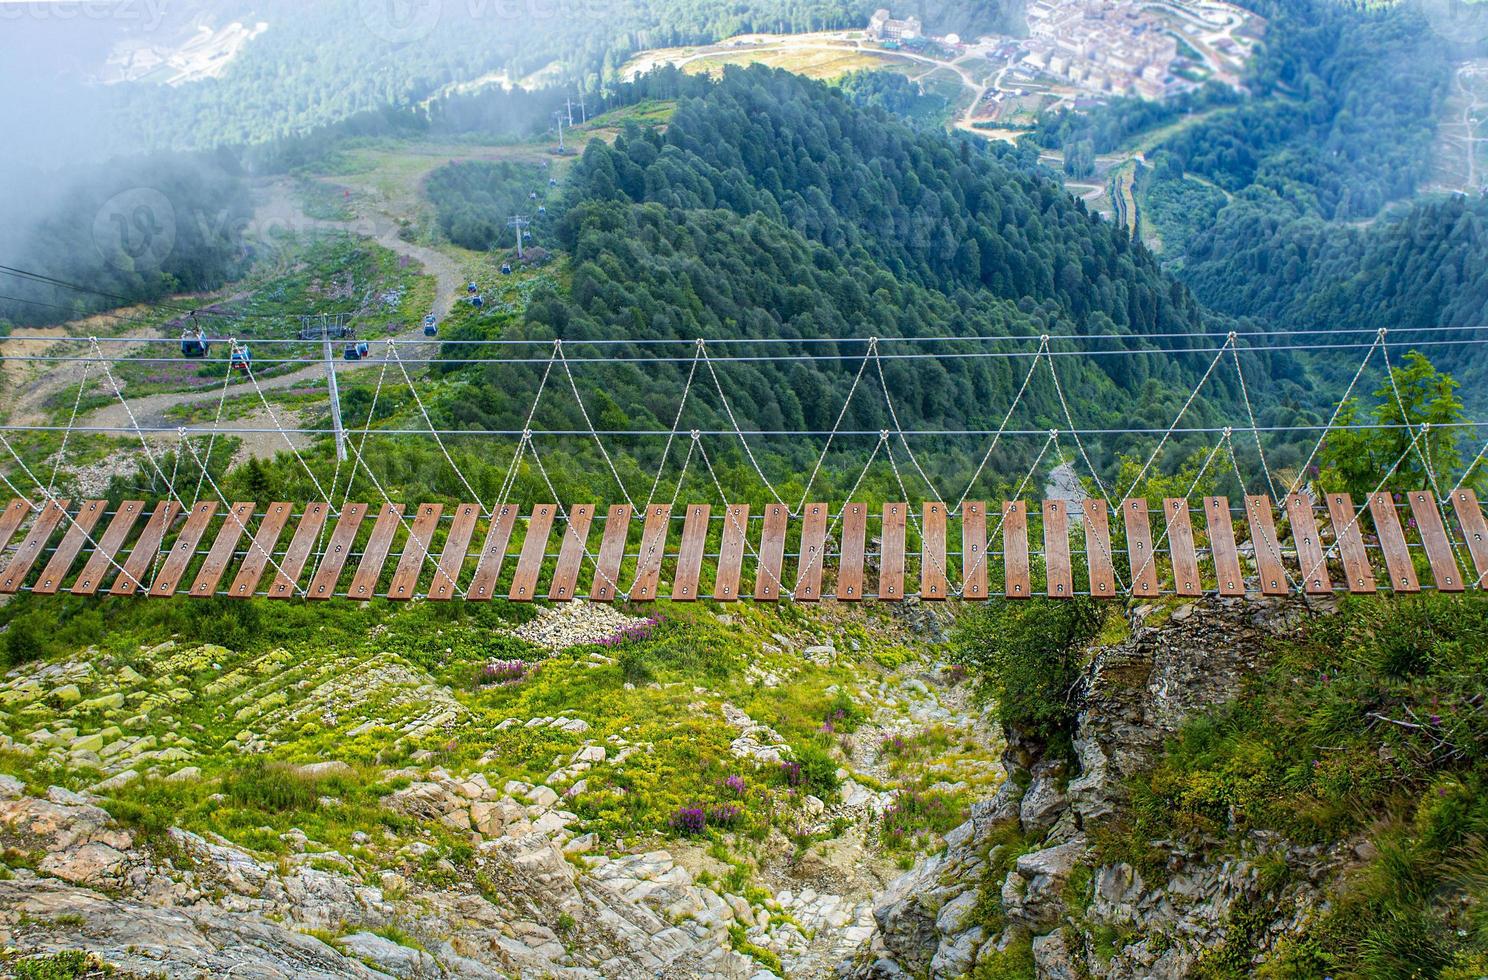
339, 931, 443, 978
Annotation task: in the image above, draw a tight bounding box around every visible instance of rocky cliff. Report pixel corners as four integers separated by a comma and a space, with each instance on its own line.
841, 595, 1365, 979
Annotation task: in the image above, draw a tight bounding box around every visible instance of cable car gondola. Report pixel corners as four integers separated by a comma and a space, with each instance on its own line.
467, 282, 479, 294
230, 346, 252, 372
343, 341, 369, 360
180, 328, 209, 358
471, 295, 484, 308
500, 263, 512, 275
423, 314, 439, 337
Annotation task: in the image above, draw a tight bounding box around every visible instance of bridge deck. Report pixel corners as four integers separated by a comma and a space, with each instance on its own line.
0, 492, 1481, 602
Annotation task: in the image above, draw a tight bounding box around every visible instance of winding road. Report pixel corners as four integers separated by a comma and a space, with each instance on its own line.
65, 179, 465, 457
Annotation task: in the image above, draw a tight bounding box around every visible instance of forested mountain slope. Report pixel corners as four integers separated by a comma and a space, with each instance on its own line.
424, 68, 1321, 494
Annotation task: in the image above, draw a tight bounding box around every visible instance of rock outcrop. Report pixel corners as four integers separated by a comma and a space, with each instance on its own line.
840, 596, 1346, 979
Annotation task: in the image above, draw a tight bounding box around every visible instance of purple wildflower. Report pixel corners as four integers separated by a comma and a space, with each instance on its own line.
723, 775, 746, 796
670, 807, 707, 835
780, 761, 803, 787
481, 660, 531, 685
707, 804, 743, 827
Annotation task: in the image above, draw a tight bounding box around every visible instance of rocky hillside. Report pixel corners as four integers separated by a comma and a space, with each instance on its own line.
3, 591, 1486, 978
844, 592, 1488, 979
0, 597, 998, 978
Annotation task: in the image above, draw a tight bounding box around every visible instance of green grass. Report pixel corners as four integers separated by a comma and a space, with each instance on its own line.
1089, 594, 1488, 974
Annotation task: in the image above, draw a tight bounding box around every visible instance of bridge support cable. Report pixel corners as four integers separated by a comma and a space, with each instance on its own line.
1117, 336, 1232, 504
48, 360, 91, 499
957, 429, 1059, 597
696, 436, 774, 597
1300, 426, 1425, 590
698, 341, 788, 511
339, 422, 464, 599
555, 340, 637, 513
235, 341, 332, 505
524, 433, 625, 602
0, 430, 145, 592
796, 340, 874, 517
88, 338, 189, 512
953, 337, 1047, 519
193, 347, 238, 505
786, 431, 885, 600
180, 435, 308, 598
388, 341, 485, 514
643, 343, 702, 510
492, 342, 560, 512
1043, 344, 1125, 592
1380, 334, 1449, 501
1289, 330, 1385, 497
1126, 430, 1229, 596
1229, 340, 1281, 503
872, 341, 945, 507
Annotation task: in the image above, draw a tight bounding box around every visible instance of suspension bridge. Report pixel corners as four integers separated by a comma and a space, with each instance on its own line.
2, 277, 1488, 602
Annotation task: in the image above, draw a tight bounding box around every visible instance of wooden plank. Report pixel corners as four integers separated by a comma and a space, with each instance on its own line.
879, 502, 906, 601
591, 505, 632, 602
72, 500, 144, 596
1083, 500, 1117, 598
1368, 492, 1420, 593
671, 504, 710, 601
547, 504, 594, 602
629, 504, 671, 602
509, 504, 556, 601
269, 502, 330, 599
1165, 498, 1202, 597
307, 503, 369, 600
0, 499, 31, 555
428, 503, 480, 601
1285, 493, 1332, 594
347, 503, 405, 600
1246, 496, 1290, 596
0, 499, 70, 593
149, 502, 217, 597
1003, 500, 1030, 598
1122, 498, 1160, 598
1450, 488, 1488, 588
1203, 497, 1245, 597
386, 503, 442, 600
111, 501, 179, 596
1044, 499, 1073, 598
960, 501, 989, 600
1323, 492, 1375, 594
921, 502, 948, 600
189, 502, 255, 597
714, 504, 748, 601
794, 503, 829, 601
837, 503, 867, 601
34, 499, 105, 595
228, 502, 293, 598
467, 503, 519, 601
754, 503, 788, 601
1407, 490, 1464, 593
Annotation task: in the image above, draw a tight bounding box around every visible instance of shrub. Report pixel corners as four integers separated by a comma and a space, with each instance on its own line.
223, 760, 321, 812
670, 807, 707, 835
794, 743, 840, 799
953, 598, 1103, 751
